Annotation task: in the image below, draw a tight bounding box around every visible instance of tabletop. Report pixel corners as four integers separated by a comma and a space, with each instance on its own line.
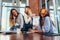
0, 32, 60, 40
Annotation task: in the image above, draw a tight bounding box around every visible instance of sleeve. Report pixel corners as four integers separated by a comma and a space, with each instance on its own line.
17, 14, 24, 28
42, 17, 50, 32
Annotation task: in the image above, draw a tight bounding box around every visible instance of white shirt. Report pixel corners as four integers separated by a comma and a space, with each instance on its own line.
24, 13, 32, 24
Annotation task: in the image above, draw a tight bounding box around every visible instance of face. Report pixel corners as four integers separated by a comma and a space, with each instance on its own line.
40, 9, 46, 17
12, 10, 18, 16
25, 7, 28, 13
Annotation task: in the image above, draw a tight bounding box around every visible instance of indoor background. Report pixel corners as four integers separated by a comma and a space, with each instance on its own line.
0, 0, 60, 33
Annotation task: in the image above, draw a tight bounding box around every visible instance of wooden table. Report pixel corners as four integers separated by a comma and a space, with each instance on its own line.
0, 33, 60, 40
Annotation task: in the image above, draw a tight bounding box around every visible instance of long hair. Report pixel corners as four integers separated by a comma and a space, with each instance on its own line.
25, 6, 32, 16
9, 9, 19, 26
10, 9, 19, 20
25, 6, 33, 24
39, 8, 50, 27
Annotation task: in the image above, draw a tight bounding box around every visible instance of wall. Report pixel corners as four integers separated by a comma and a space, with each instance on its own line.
29, 0, 40, 16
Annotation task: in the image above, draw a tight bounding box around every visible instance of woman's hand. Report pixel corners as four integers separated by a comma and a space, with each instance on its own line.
29, 29, 43, 33
29, 29, 36, 33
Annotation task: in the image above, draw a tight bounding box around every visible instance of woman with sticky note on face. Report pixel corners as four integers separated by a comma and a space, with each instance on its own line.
30, 8, 58, 33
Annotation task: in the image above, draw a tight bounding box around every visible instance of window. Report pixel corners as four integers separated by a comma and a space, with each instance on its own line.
0, 0, 2, 30
2, 2, 12, 31
48, 0, 60, 33
1, 0, 28, 31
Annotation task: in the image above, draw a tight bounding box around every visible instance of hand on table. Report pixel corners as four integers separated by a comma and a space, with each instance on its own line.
29, 29, 36, 33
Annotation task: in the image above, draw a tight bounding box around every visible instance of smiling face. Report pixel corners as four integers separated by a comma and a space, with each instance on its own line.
24, 7, 30, 15
40, 9, 47, 17
25, 7, 28, 13
12, 10, 18, 16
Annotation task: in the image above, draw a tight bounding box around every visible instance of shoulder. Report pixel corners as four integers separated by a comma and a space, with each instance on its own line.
44, 16, 50, 22
18, 13, 23, 17
45, 16, 50, 19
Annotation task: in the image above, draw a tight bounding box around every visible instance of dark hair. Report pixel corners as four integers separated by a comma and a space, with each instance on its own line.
25, 6, 31, 9
39, 8, 50, 27
10, 9, 19, 19
25, 6, 31, 15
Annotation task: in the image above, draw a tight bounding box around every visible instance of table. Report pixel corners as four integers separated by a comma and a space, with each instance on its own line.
0, 33, 60, 40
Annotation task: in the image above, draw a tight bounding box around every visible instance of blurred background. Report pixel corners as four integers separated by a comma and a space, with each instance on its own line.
0, 0, 60, 33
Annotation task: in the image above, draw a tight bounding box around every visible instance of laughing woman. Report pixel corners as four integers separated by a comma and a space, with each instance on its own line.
21, 6, 33, 32
31, 8, 58, 33
9, 9, 23, 31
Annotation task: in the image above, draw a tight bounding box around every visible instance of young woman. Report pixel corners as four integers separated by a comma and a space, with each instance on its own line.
30, 8, 58, 33
9, 9, 23, 31
22, 6, 33, 32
